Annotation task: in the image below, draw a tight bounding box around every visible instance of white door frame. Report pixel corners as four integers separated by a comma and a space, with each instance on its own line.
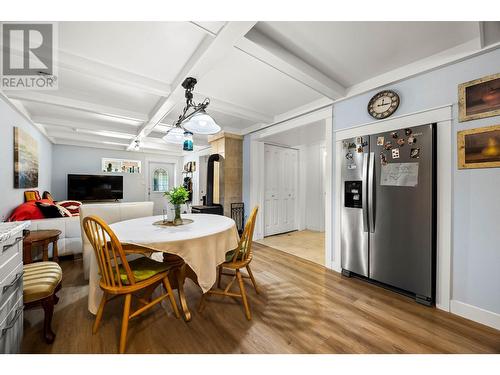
248, 107, 334, 268
333, 105, 453, 312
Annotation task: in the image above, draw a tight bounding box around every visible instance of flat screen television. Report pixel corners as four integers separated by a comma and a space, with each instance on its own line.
67, 174, 123, 201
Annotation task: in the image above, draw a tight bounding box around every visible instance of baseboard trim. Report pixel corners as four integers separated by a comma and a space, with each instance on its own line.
450, 300, 500, 331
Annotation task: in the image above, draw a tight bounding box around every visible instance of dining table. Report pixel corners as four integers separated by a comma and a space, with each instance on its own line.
88, 213, 240, 321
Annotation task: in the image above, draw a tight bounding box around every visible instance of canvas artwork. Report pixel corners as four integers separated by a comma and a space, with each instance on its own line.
459, 73, 500, 122
457, 124, 500, 169
14, 127, 39, 188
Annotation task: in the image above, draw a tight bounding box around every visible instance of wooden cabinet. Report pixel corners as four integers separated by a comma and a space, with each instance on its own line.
0, 222, 28, 354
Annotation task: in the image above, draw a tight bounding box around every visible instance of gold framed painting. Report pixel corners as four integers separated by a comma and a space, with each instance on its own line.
458, 73, 500, 122
457, 124, 500, 169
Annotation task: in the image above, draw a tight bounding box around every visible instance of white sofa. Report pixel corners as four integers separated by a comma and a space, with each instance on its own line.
79, 201, 154, 314
29, 216, 82, 257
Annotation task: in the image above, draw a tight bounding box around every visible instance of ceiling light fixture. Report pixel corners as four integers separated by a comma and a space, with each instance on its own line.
162, 77, 221, 151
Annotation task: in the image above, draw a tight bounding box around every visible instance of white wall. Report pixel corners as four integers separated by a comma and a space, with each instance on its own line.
333, 48, 500, 322
0, 95, 52, 220
51, 144, 183, 202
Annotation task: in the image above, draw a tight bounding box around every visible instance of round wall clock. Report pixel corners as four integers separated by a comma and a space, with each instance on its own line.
367, 90, 400, 119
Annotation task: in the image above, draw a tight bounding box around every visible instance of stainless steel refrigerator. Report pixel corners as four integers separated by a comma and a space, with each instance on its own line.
341, 123, 436, 305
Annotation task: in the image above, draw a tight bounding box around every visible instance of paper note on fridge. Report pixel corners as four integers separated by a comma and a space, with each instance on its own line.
380, 162, 419, 187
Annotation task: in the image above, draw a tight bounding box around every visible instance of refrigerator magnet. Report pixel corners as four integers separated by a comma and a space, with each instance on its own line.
392, 148, 400, 159
384, 141, 393, 150
405, 128, 412, 136
346, 152, 353, 160
379, 152, 388, 165
377, 136, 384, 146
397, 138, 405, 146
343, 141, 349, 148
410, 148, 420, 158
357, 145, 363, 153
391, 131, 398, 139
356, 136, 363, 144
408, 136, 417, 145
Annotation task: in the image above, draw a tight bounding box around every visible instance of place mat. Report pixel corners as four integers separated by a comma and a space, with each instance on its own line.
152, 218, 194, 227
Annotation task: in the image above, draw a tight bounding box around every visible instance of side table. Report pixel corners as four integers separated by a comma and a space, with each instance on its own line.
23, 230, 62, 264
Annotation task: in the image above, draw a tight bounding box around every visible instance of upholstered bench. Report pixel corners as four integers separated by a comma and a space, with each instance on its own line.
23, 262, 62, 344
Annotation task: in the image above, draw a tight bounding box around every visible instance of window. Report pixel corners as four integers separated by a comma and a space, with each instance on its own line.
152, 168, 169, 192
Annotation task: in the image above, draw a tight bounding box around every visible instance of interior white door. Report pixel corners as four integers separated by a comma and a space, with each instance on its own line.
148, 162, 175, 215
264, 144, 298, 236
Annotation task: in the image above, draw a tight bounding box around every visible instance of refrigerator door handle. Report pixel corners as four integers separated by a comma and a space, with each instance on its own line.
362, 152, 369, 232
368, 151, 375, 233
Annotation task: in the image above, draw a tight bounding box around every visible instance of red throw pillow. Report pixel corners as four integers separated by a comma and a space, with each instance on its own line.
57, 200, 82, 216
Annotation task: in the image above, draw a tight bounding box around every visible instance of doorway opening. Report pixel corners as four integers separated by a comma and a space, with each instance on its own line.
257, 120, 326, 266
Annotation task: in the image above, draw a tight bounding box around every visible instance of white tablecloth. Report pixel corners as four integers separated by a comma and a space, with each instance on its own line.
88, 214, 239, 314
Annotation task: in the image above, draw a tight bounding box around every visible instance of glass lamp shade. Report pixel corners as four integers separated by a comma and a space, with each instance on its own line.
182, 111, 221, 135
183, 131, 193, 151
162, 127, 184, 144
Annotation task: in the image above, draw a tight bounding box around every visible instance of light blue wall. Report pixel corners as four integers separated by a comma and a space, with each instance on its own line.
51, 145, 183, 202
0, 96, 52, 220
333, 48, 500, 314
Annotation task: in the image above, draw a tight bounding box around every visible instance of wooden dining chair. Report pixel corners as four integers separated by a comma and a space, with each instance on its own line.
82, 215, 180, 353
199, 206, 259, 320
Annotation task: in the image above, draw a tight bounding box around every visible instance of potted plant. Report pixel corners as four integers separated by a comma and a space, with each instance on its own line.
164, 186, 189, 225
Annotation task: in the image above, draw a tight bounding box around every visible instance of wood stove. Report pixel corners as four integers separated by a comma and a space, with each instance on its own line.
191, 154, 223, 215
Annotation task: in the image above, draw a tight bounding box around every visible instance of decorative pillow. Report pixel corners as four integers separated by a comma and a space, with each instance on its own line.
7, 201, 45, 221
35, 201, 63, 218
57, 200, 82, 216
55, 204, 72, 217
42, 191, 55, 202
24, 190, 41, 202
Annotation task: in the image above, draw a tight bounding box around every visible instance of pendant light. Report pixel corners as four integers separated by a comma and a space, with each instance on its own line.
162, 77, 221, 151
182, 109, 221, 135
183, 131, 193, 151
162, 126, 184, 144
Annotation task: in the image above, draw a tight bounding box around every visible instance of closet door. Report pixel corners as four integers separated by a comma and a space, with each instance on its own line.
264, 144, 298, 236
281, 147, 298, 233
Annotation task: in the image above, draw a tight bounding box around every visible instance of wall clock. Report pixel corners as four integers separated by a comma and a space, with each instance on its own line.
367, 90, 400, 119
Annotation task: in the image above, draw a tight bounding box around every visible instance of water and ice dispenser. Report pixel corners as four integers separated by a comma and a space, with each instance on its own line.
344, 181, 362, 208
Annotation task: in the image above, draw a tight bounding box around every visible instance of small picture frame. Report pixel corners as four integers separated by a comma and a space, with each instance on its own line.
457, 124, 500, 169
458, 73, 500, 122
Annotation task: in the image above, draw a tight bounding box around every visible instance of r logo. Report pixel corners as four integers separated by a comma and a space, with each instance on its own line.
2, 23, 53, 76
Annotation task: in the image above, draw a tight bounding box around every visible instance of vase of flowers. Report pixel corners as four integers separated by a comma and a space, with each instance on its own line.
164, 186, 189, 225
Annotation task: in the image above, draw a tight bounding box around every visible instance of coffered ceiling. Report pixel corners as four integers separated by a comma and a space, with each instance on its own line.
2, 21, 499, 155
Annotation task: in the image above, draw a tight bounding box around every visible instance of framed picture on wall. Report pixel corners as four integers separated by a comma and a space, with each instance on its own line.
457, 124, 500, 169
458, 73, 500, 122
14, 127, 39, 188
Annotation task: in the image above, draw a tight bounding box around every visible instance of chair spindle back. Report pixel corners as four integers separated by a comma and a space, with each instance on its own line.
230, 206, 258, 263
82, 215, 136, 288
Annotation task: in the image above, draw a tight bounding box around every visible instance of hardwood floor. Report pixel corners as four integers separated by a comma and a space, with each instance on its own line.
22, 243, 500, 354
257, 230, 325, 265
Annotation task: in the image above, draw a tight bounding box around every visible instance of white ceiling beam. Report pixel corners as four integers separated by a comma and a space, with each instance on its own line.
236, 29, 346, 100
48, 129, 134, 145
194, 93, 273, 123
127, 21, 258, 150
58, 50, 171, 97
6, 91, 148, 122
32, 115, 139, 135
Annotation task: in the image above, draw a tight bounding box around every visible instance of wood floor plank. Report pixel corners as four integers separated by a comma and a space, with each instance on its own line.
21, 243, 500, 354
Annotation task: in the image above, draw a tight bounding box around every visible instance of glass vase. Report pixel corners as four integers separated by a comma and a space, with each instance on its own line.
173, 204, 182, 225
